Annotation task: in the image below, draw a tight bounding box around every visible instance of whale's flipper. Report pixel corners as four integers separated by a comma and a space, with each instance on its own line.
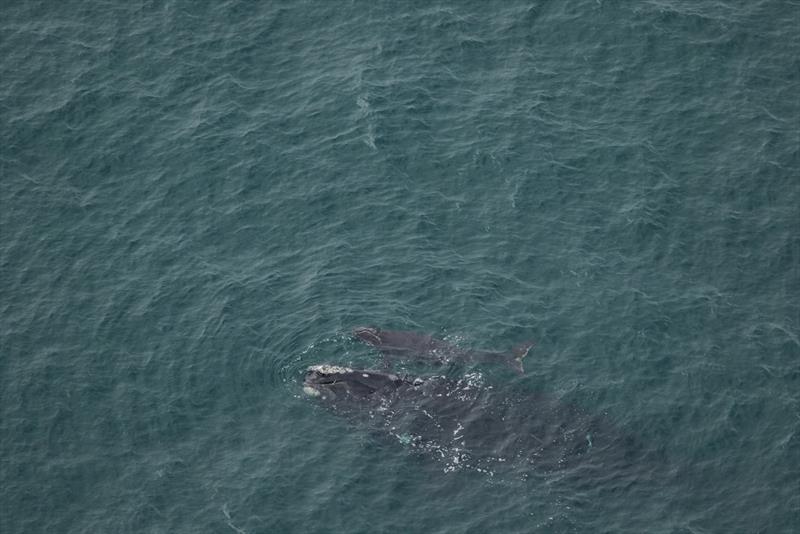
507, 341, 535, 374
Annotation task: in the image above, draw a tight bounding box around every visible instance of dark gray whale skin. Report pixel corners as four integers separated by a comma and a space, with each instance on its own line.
303, 364, 656, 481
352, 326, 533, 374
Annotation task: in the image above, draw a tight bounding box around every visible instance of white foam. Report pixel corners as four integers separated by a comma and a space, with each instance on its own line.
308, 364, 353, 374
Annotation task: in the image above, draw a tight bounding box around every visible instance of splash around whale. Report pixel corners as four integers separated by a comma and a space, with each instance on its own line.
352, 326, 534, 374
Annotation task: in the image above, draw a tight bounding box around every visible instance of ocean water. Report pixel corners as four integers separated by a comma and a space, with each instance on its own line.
1, 1, 798, 532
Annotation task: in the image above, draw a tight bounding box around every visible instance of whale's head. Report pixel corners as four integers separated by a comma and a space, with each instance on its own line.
352, 326, 383, 346
303, 364, 403, 405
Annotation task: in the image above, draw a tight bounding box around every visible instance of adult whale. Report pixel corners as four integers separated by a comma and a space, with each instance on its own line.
302, 364, 657, 480
352, 326, 533, 374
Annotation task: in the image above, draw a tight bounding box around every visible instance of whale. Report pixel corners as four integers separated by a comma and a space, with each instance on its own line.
302, 364, 655, 479
352, 326, 533, 374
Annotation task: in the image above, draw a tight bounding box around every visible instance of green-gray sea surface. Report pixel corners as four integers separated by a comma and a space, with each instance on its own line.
2, 1, 798, 533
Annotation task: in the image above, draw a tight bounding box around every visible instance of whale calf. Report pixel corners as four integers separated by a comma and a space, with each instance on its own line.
303, 364, 653, 479
352, 326, 533, 374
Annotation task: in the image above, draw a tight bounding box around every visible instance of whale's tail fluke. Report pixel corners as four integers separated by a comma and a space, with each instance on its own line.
507, 341, 535, 374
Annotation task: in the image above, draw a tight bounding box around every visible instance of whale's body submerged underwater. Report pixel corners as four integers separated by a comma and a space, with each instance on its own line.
352, 326, 533, 374
303, 364, 656, 479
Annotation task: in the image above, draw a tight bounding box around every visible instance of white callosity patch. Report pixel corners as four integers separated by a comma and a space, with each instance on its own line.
453, 422, 464, 439
459, 372, 485, 389
302, 386, 321, 397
